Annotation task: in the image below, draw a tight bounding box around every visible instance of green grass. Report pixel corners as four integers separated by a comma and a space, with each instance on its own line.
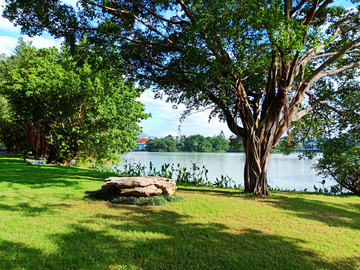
0, 153, 359, 269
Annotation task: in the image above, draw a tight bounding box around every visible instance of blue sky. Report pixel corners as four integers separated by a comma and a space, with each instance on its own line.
0, 0, 356, 138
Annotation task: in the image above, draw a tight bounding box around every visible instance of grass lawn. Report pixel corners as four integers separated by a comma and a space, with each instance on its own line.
0, 154, 359, 270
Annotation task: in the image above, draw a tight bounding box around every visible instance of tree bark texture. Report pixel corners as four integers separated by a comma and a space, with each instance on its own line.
242, 126, 273, 195
222, 75, 288, 195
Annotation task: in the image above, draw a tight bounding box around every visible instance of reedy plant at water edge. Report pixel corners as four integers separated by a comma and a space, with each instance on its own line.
112, 159, 242, 189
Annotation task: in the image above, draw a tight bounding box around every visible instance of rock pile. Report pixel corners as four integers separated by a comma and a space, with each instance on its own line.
102, 176, 177, 197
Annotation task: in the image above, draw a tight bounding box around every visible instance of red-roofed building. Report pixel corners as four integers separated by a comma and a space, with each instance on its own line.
135, 138, 149, 150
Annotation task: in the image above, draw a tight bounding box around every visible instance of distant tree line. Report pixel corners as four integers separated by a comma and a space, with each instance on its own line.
146, 135, 230, 152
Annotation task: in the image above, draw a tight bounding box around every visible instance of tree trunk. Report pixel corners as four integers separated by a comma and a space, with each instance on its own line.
6, 143, 14, 153
243, 130, 271, 195
47, 145, 57, 164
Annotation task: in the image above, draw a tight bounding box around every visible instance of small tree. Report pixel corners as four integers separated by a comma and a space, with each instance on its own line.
314, 135, 360, 196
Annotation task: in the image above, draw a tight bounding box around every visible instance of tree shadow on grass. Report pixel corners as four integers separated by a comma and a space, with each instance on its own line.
0, 201, 72, 217
263, 194, 360, 231
0, 154, 24, 163
1, 207, 359, 270
177, 185, 246, 197
0, 161, 115, 189
344, 202, 360, 212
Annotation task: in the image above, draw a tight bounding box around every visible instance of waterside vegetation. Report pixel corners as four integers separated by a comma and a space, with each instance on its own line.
146, 134, 230, 152
1, 154, 359, 269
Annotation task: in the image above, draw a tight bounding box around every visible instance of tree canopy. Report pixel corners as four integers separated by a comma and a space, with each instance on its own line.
3, 0, 360, 193
0, 39, 148, 164
314, 134, 360, 195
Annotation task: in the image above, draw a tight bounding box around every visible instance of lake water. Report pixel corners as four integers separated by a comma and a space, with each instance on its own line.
116, 151, 335, 191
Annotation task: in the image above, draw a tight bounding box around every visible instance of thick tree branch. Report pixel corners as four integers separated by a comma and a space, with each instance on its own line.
290, 105, 315, 121
303, 0, 320, 25
311, 52, 338, 59
290, 0, 307, 17
126, 0, 191, 25
310, 50, 360, 60
176, 0, 196, 23
80, 27, 179, 49
313, 0, 333, 19
294, 12, 360, 80
284, 0, 292, 18
309, 60, 360, 83
306, 91, 360, 117
317, 87, 360, 102
84, 0, 178, 47
207, 92, 245, 137
306, 36, 360, 84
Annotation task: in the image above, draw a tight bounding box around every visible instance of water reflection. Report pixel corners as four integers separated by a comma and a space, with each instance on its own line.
117, 152, 334, 191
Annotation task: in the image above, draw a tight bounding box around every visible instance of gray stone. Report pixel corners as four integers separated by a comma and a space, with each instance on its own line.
120, 185, 163, 197
103, 176, 177, 197
28, 160, 46, 165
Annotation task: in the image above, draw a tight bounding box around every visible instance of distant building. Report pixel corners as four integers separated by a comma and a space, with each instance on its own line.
219, 130, 225, 139
171, 135, 182, 142
134, 138, 149, 150
213, 130, 226, 139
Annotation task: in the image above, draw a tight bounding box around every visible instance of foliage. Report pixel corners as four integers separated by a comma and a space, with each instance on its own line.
314, 135, 360, 196
112, 159, 241, 189
229, 135, 244, 150
146, 134, 229, 152
3, 1, 360, 194
146, 136, 178, 152
0, 39, 148, 163
214, 175, 236, 189
0, 94, 20, 151
208, 136, 229, 151
0, 95, 11, 123
86, 189, 183, 206
111, 194, 183, 205
19, 142, 34, 163
85, 187, 183, 205
183, 135, 212, 152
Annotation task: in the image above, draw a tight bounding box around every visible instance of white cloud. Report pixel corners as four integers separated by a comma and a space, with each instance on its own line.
0, 0, 64, 54
0, 36, 17, 55
0, 0, 19, 33
138, 90, 181, 111
62, 0, 78, 6
0, 16, 18, 33
0, 35, 64, 55
23, 36, 63, 50
139, 90, 230, 138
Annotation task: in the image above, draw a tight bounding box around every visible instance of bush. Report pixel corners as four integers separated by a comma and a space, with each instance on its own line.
315, 137, 360, 196
85, 189, 183, 206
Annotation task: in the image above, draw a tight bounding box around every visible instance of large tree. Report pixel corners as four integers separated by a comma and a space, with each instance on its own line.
0, 40, 148, 163
4, 0, 360, 194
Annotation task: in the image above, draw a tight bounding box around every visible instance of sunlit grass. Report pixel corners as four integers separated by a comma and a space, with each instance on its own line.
0, 153, 359, 269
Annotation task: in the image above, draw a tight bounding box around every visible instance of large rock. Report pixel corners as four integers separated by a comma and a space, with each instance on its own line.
120, 185, 163, 197
103, 176, 177, 197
